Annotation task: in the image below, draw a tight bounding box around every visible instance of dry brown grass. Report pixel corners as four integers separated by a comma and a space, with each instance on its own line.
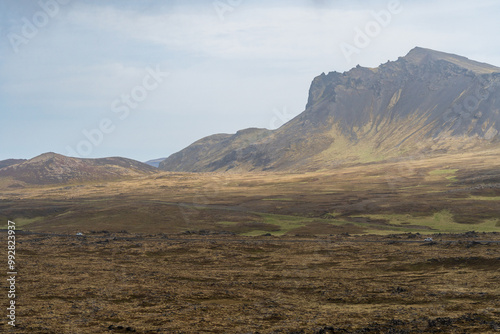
1, 148, 499, 235
1, 148, 499, 332
3, 232, 500, 333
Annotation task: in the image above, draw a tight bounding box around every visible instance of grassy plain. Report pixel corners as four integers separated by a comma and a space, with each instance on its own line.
1, 148, 499, 236
1, 148, 500, 332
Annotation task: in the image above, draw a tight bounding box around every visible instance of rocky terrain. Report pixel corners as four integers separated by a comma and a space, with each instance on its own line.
159, 47, 500, 172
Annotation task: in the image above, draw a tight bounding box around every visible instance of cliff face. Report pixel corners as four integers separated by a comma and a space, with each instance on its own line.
160, 47, 500, 172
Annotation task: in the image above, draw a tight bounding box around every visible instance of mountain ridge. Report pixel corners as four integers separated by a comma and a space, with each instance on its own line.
402, 47, 500, 74
159, 47, 500, 172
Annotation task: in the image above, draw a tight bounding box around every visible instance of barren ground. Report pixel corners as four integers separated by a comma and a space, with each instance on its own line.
2, 232, 500, 333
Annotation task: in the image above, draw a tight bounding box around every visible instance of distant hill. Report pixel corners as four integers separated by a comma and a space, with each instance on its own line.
144, 158, 166, 168
159, 47, 500, 172
0, 159, 27, 169
0, 152, 158, 185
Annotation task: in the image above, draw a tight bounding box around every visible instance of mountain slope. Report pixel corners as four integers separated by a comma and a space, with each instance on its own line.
0, 159, 27, 169
159, 47, 500, 172
0, 152, 158, 185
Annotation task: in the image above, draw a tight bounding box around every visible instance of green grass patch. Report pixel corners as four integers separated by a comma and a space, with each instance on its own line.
0, 217, 41, 230
254, 213, 310, 235
217, 221, 239, 226
324, 212, 342, 218
262, 198, 294, 202
241, 213, 365, 236
445, 175, 458, 183
429, 169, 459, 175
236, 213, 329, 236
428, 169, 459, 184
469, 196, 500, 201
356, 211, 500, 234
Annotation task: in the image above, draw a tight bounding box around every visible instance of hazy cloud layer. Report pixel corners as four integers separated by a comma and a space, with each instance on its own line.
1, 0, 499, 161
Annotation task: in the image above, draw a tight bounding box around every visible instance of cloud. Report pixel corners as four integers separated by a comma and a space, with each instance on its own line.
66, 3, 365, 64
1, 0, 500, 161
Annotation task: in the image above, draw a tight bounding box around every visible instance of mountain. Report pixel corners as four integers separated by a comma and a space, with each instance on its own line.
0, 152, 158, 185
144, 158, 167, 168
159, 47, 500, 172
0, 159, 27, 169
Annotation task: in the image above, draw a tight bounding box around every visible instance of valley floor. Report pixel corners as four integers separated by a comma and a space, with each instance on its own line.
1, 148, 500, 236
1, 149, 499, 332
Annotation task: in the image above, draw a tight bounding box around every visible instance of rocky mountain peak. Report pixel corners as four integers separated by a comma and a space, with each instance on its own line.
401, 47, 500, 74
159, 47, 500, 172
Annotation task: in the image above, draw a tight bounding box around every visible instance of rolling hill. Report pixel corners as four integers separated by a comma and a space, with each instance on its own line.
0, 152, 157, 185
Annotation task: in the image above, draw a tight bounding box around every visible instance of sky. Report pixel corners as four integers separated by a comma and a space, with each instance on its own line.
1, 0, 500, 162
